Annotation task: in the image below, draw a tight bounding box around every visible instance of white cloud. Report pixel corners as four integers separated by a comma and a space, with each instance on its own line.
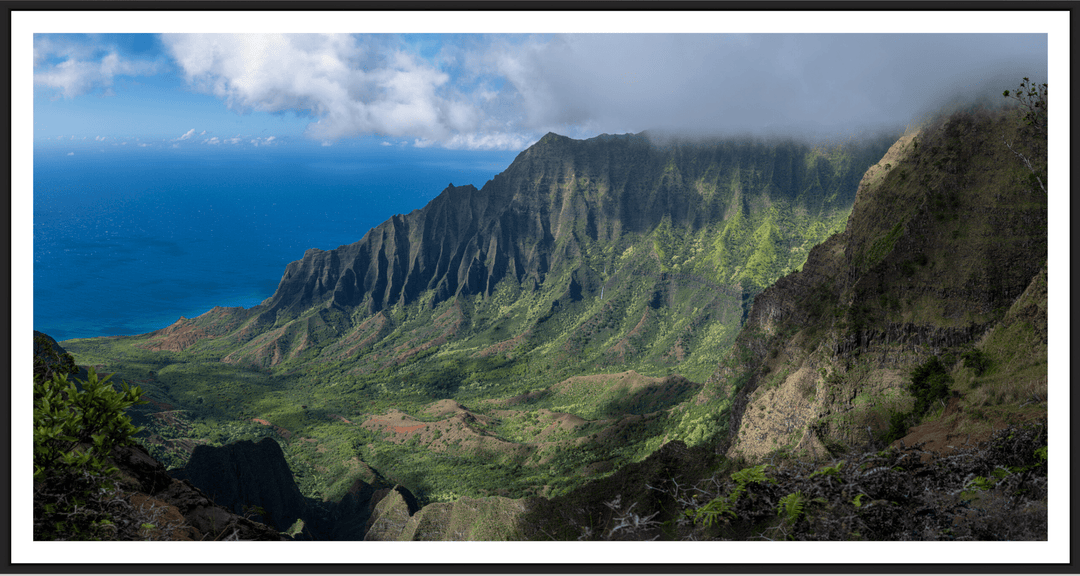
415, 131, 534, 151
161, 33, 505, 148
152, 32, 1046, 148
67, 152, 74, 156
204, 137, 220, 145
175, 128, 197, 141
248, 136, 278, 147
486, 34, 1049, 139
34, 38, 161, 99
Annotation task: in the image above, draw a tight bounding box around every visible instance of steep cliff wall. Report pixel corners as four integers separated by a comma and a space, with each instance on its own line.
256, 131, 889, 322
711, 106, 1048, 460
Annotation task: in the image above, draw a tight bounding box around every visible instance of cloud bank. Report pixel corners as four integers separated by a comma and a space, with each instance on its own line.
38, 32, 1047, 149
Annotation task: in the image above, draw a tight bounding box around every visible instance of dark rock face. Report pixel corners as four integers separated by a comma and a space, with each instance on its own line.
33, 330, 78, 379
170, 438, 307, 533
108, 443, 285, 541
161, 436, 426, 540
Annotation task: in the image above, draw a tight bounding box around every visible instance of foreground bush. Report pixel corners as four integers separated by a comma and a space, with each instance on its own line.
33, 368, 147, 540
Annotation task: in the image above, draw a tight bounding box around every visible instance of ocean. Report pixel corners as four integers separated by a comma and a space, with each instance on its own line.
32, 142, 520, 341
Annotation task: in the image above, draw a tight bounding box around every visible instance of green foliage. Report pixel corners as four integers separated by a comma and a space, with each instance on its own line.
730, 463, 774, 488
689, 464, 775, 528
34, 368, 146, 540
962, 348, 991, 377
908, 355, 952, 417
878, 355, 954, 446
881, 409, 912, 445
809, 460, 845, 481
960, 475, 996, 500
688, 493, 737, 527
863, 222, 903, 267
777, 491, 819, 525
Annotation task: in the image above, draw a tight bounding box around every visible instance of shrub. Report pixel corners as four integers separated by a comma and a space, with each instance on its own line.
881, 409, 912, 445
962, 348, 991, 377
34, 368, 146, 540
908, 355, 952, 417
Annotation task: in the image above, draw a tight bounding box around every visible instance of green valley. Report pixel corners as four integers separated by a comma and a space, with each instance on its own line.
62, 130, 893, 507
53, 99, 1049, 541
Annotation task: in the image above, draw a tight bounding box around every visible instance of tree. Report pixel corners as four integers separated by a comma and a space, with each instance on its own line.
1002, 78, 1048, 195
33, 368, 146, 539
1002, 77, 1048, 137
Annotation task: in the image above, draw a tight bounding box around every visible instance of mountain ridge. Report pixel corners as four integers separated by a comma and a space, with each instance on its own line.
709, 104, 1048, 461
62, 128, 899, 517
49, 102, 1050, 540
144, 130, 892, 375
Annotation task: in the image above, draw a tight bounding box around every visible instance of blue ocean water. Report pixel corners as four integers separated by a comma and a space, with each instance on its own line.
32, 143, 520, 341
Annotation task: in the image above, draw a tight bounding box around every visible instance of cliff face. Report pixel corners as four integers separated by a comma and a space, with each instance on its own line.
104, 443, 286, 541
163, 130, 894, 376
170, 438, 309, 533
711, 106, 1048, 460
256, 131, 886, 322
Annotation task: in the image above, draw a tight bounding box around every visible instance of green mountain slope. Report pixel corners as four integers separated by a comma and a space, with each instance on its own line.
62, 130, 893, 506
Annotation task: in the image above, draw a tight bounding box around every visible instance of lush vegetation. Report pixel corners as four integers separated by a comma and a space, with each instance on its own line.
57, 133, 891, 508
33, 365, 147, 540
43, 93, 1049, 540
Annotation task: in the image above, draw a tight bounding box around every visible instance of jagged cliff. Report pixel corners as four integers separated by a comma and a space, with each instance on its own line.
257, 132, 885, 320
140, 130, 893, 380
710, 105, 1048, 460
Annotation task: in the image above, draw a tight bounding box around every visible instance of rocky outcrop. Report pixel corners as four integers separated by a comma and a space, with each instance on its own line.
108, 443, 285, 541
362, 485, 421, 540
33, 330, 78, 379
169, 438, 308, 533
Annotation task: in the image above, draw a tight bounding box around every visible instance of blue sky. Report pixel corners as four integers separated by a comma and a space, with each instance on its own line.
28, 21, 1051, 152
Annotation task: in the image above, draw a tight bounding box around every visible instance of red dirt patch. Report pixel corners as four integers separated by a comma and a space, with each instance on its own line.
425, 399, 469, 418
329, 414, 353, 424
394, 424, 427, 434
893, 395, 1042, 459
250, 418, 292, 440
337, 313, 389, 359
389, 301, 465, 365
140, 317, 214, 352
476, 329, 530, 358
144, 397, 177, 412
